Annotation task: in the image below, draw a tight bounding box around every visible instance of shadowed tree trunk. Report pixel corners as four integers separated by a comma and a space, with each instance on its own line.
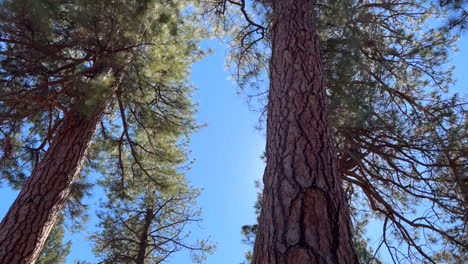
136, 207, 154, 264
0, 69, 126, 263
0, 106, 106, 264
251, 1, 360, 263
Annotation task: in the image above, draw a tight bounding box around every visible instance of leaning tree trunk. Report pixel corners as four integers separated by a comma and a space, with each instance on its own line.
251, 1, 359, 263
0, 67, 127, 263
0, 107, 105, 264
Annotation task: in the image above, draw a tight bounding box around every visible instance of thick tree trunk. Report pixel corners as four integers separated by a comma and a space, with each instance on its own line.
0, 105, 107, 264
136, 207, 153, 264
251, 1, 359, 263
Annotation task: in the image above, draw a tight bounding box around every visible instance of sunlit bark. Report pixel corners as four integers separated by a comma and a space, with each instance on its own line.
252, 1, 359, 263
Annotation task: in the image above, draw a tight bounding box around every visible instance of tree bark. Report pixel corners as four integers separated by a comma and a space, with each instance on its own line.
0, 107, 105, 264
136, 207, 153, 264
251, 1, 359, 263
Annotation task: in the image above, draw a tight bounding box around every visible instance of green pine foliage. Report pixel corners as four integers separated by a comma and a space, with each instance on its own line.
93, 178, 214, 263
0, 0, 212, 261
439, 0, 468, 29
91, 110, 214, 263
0, 0, 205, 189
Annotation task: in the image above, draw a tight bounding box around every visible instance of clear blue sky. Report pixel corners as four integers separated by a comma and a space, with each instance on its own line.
0, 31, 466, 264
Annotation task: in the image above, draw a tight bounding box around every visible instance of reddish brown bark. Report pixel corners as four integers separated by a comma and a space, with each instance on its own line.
251, 1, 359, 263
0, 107, 105, 264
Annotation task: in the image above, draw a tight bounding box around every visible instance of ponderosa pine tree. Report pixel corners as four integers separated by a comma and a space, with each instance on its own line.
211, 0, 362, 262
91, 117, 213, 264
208, 0, 467, 262
92, 178, 213, 264
0, 0, 205, 262
252, 0, 359, 262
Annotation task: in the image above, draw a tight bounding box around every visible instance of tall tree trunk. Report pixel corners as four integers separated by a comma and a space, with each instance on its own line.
136, 207, 154, 264
251, 1, 359, 263
0, 107, 105, 264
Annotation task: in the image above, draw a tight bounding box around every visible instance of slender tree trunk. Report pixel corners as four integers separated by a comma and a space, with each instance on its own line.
448, 158, 468, 242
251, 1, 359, 263
136, 207, 154, 264
449, 159, 468, 207
0, 107, 105, 264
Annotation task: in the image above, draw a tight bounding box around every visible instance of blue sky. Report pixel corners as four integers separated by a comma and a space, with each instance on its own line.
0, 30, 467, 264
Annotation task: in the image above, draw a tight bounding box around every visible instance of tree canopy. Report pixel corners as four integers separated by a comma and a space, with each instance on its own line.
0, 0, 205, 191
0, 0, 211, 262
91, 108, 214, 263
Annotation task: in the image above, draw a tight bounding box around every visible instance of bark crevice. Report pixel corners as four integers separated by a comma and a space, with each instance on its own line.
252, 1, 359, 263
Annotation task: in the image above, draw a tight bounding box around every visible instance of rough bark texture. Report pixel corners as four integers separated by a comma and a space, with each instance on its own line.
251, 1, 360, 263
0, 106, 106, 264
